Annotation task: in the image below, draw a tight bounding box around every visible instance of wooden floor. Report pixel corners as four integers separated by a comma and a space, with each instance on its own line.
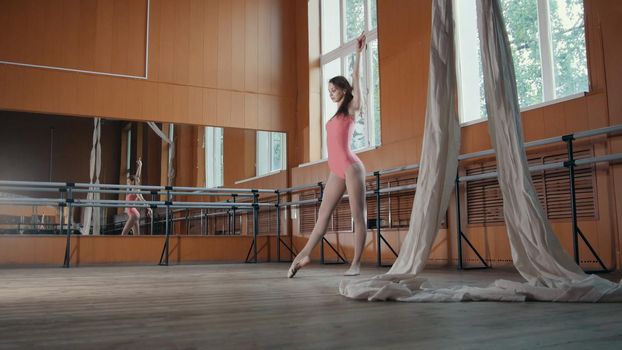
1, 264, 621, 350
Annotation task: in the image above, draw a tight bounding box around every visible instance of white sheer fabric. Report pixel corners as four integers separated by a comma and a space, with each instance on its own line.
340, 0, 622, 302
147, 122, 175, 186
81, 118, 102, 235
386, 0, 460, 276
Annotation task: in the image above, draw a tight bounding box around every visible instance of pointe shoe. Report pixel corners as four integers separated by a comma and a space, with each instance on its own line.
287, 261, 301, 278
287, 256, 310, 278
344, 266, 360, 276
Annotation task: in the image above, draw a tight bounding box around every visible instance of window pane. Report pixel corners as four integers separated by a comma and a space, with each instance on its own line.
501, 0, 544, 107
344, 52, 368, 150
370, 0, 377, 29
454, 0, 486, 123
205, 126, 223, 188
215, 127, 223, 186
205, 127, 212, 187
271, 132, 283, 171
344, 52, 365, 87
256, 131, 271, 176
370, 40, 381, 146
281, 133, 287, 170
322, 58, 342, 158
321, 0, 341, 54
345, 0, 365, 42
351, 112, 367, 150
548, 0, 588, 97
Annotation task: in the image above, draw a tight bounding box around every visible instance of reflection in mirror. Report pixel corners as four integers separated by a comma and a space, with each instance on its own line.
0, 110, 287, 237
204, 126, 224, 188
256, 130, 287, 177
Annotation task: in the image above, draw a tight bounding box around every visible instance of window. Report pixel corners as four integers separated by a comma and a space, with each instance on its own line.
320, 0, 381, 157
256, 131, 287, 177
454, 0, 588, 124
204, 126, 223, 188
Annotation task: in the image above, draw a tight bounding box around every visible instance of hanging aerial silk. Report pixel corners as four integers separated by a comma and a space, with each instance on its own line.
147, 122, 175, 186
340, 0, 622, 302
466, 0, 621, 301
81, 118, 102, 235
385, 0, 460, 276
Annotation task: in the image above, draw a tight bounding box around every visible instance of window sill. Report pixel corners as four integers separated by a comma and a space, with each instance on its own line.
234, 170, 286, 185
297, 144, 381, 168
459, 91, 588, 127
297, 158, 327, 168
353, 144, 381, 155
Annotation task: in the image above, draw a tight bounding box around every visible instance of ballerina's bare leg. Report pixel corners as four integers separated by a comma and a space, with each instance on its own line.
288, 172, 346, 277
121, 215, 138, 236
344, 162, 368, 276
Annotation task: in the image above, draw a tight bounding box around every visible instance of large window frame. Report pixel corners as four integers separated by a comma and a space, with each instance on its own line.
319, 0, 381, 158
454, 0, 589, 125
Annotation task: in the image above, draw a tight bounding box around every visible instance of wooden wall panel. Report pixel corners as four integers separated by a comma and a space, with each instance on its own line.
270, 0, 283, 95
223, 128, 256, 186
217, 0, 233, 90
174, 124, 196, 187
128, 0, 148, 75
217, 90, 232, 126
231, 0, 246, 92
202, 0, 219, 88
257, 0, 272, 94
0, 0, 146, 76
203, 89, 218, 126
172, 84, 190, 124
231, 92, 245, 128
188, 87, 203, 124
187, 0, 204, 87
173, 0, 191, 85
593, 0, 622, 124
0, 236, 282, 266
244, 93, 259, 130
154, 0, 175, 82
244, 0, 259, 93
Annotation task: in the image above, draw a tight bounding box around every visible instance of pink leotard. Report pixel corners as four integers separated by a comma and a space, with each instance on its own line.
126, 193, 140, 218
326, 114, 362, 179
